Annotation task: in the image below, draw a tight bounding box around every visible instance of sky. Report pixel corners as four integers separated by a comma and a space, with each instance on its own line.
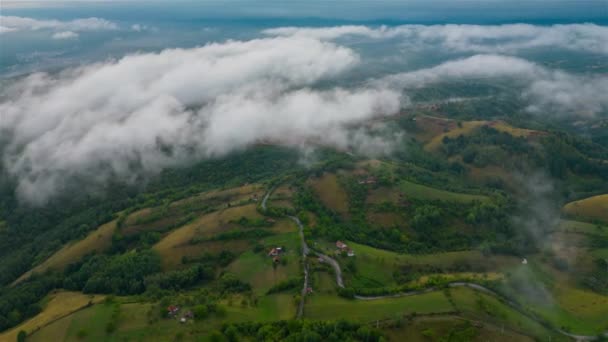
1, 0, 607, 203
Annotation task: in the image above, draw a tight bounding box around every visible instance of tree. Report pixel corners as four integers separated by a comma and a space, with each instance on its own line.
17, 330, 27, 342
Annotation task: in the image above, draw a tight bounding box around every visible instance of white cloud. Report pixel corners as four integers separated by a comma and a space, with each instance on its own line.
378, 54, 608, 117
0, 15, 118, 34
0, 36, 400, 204
52, 31, 79, 40
131, 24, 149, 32
0, 26, 18, 34
264, 23, 608, 55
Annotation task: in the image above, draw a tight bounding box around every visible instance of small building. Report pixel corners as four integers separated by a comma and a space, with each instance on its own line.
268, 247, 283, 256
522, 258, 528, 265
358, 176, 377, 185
336, 241, 348, 250
347, 249, 355, 257
167, 305, 180, 316
180, 317, 187, 323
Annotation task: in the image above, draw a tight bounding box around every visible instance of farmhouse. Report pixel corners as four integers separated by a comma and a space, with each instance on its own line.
268, 247, 283, 257
167, 305, 180, 316
358, 176, 377, 185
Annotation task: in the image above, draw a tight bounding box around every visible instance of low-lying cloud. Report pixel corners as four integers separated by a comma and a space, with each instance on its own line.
0, 15, 118, 34
2, 26, 607, 204
52, 31, 79, 40
264, 23, 608, 55
378, 54, 608, 117
0, 36, 400, 204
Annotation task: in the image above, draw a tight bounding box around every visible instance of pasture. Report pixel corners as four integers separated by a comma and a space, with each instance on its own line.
563, 194, 608, 223
227, 231, 301, 295
153, 204, 262, 269
385, 315, 535, 342
309, 173, 349, 216
13, 221, 117, 285
399, 180, 489, 203
1, 291, 104, 342
304, 291, 454, 321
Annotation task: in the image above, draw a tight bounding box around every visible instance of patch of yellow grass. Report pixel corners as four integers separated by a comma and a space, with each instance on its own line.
563, 194, 608, 223
411, 272, 503, 286
153, 204, 261, 269
177, 184, 264, 207
271, 185, 294, 199
0, 291, 104, 341
424, 121, 487, 151
309, 173, 349, 215
13, 220, 117, 285
367, 187, 400, 205
424, 120, 543, 152
491, 121, 539, 137
555, 285, 608, 320
367, 212, 404, 228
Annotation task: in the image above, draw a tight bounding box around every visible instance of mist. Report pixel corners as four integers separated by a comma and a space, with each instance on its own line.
2, 23, 607, 204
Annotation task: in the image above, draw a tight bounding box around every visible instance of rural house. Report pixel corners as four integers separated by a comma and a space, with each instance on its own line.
268, 247, 283, 257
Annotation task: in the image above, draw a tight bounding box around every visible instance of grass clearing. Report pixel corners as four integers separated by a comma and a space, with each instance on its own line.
563, 194, 608, 223
423, 119, 542, 152
309, 173, 349, 215
558, 219, 608, 236
314, 241, 519, 289
153, 204, 261, 269
13, 221, 117, 285
424, 120, 487, 151
305, 291, 454, 321
227, 232, 301, 295
449, 287, 554, 340
400, 180, 489, 203
1, 291, 104, 341
385, 315, 535, 342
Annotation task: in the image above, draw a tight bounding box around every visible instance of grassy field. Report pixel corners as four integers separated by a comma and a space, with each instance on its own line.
309, 173, 349, 215
399, 180, 489, 203
499, 260, 608, 335
1, 291, 105, 341
424, 120, 487, 151
29, 294, 295, 342
449, 286, 557, 341
227, 231, 301, 295
153, 204, 261, 269
423, 119, 541, 152
13, 220, 117, 285
558, 219, 608, 236
563, 194, 608, 223
385, 315, 535, 342
304, 291, 454, 321
319, 241, 519, 288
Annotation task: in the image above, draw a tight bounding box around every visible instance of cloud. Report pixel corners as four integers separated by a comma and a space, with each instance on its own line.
131, 24, 150, 32
0, 16, 118, 34
264, 23, 608, 55
52, 31, 79, 40
0, 26, 18, 34
0, 36, 400, 204
378, 54, 608, 117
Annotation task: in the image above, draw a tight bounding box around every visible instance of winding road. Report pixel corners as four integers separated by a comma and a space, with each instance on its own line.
262, 187, 607, 339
